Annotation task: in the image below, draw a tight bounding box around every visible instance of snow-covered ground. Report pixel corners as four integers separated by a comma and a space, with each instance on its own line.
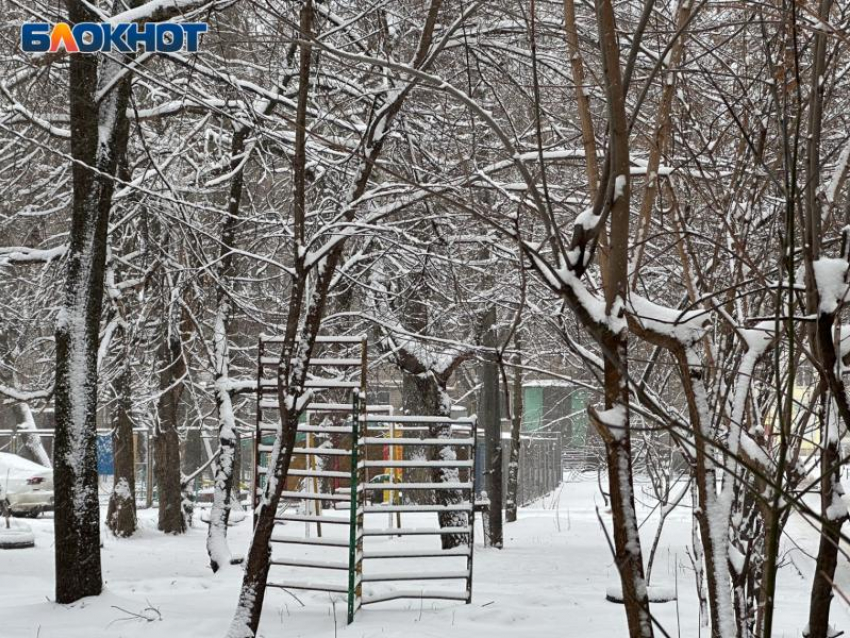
0, 475, 847, 637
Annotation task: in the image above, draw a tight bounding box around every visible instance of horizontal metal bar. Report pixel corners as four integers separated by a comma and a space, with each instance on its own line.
362, 590, 468, 604
364, 504, 472, 514
267, 580, 352, 594
280, 491, 356, 502
363, 527, 470, 536
362, 482, 472, 491
260, 357, 362, 367
270, 558, 350, 570
258, 423, 280, 432
270, 536, 356, 548
288, 469, 350, 480
259, 400, 390, 412
260, 334, 366, 344
362, 571, 469, 582
364, 415, 474, 424
260, 379, 359, 389
362, 437, 474, 447
364, 548, 471, 559
297, 425, 353, 435
363, 460, 473, 469
291, 447, 351, 457
275, 513, 353, 525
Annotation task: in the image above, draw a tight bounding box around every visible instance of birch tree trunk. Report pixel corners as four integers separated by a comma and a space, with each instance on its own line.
205, 10, 292, 572
206, 123, 248, 570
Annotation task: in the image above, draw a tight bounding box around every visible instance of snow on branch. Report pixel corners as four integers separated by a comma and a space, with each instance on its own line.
0, 383, 51, 403
813, 256, 850, 314
108, 0, 227, 25
0, 245, 66, 266
628, 294, 710, 345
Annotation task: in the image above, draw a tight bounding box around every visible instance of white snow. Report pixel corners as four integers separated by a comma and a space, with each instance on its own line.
613, 174, 627, 201
0, 519, 35, 548
813, 257, 850, 313
628, 294, 710, 345
595, 404, 626, 429
0, 477, 843, 637
574, 207, 600, 230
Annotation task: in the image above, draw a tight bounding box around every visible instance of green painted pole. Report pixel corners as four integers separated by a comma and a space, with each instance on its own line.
347, 389, 361, 624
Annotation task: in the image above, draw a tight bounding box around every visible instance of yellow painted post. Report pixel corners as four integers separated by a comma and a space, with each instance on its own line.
308, 430, 322, 537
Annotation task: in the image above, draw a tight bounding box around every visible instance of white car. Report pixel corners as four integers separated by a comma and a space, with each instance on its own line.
0, 452, 53, 517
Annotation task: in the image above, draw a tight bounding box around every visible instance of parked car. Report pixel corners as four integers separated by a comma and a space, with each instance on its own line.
0, 452, 53, 518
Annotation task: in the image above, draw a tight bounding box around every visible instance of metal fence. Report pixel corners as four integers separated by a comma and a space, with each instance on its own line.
4, 425, 565, 511
475, 433, 563, 507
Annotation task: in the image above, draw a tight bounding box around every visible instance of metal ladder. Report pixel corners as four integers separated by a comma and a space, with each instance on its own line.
252, 336, 478, 622
358, 415, 478, 605
253, 334, 368, 624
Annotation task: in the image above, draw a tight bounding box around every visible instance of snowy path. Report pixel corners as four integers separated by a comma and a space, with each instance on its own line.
0, 477, 846, 637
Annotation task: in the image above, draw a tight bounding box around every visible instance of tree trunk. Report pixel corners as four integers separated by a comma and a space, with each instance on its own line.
505, 342, 522, 523
54, 0, 135, 604
592, 0, 653, 633
106, 350, 136, 537
628, 0, 693, 287
563, 0, 599, 196
480, 306, 503, 547
807, 401, 845, 638
154, 315, 186, 535
802, 2, 844, 636
403, 371, 471, 549
806, 302, 850, 637
228, 1, 444, 630
205, 5, 289, 571
208, 301, 237, 570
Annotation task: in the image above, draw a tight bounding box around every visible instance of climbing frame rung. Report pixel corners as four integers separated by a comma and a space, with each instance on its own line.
363, 526, 471, 536
267, 580, 354, 594
288, 468, 350, 480
280, 490, 355, 501
260, 334, 366, 344
260, 356, 361, 366
362, 482, 472, 491
364, 548, 471, 559
364, 503, 472, 514
364, 415, 475, 424
270, 558, 351, 570
291, 446, 351, 456
270, 535, 358, 548
362, 590, 469, 604
362, 571, 470, 582
276, 513, 354, 525
362, 437, 474, 446
363, 460, 473, 469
